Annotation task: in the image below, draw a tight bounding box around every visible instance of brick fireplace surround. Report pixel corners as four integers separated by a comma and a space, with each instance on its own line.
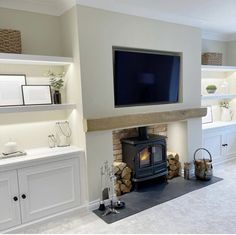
112, 125, 167, 162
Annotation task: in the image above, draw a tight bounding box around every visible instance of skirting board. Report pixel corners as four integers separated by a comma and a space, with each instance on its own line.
2, 205, 88, 234
89, 196, 117, 211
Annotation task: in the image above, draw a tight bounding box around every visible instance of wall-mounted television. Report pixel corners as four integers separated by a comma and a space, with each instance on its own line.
113, 47, 181, 107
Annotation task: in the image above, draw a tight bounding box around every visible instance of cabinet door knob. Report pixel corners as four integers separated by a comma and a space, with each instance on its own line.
21, 194, 26, 199
13, 196, 18, 201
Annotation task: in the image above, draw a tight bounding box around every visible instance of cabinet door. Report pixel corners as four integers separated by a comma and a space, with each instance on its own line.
224, 131, 236, 157
18, 158, 80, 223
203, 131, 225, 161
0, 170, 21, 231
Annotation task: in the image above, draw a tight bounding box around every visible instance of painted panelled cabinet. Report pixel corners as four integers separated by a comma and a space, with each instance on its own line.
0, 158, 81, 231
0, 171, 21, 231
203, 126, 236, 163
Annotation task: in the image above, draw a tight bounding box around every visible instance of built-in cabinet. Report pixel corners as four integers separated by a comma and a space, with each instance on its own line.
18, 158, 80, 223
203, 125, 236, 163
0, 171, 21, 231
201, 65, 236, 101
0, 148, 83, 232
202, 65, 236, 163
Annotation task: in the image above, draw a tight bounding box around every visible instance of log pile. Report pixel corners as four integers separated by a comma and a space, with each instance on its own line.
113, 161, 132, 196
167, 152, 181, 179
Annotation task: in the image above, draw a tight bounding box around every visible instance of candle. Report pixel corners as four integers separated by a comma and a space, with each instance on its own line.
4, 141, 18, 154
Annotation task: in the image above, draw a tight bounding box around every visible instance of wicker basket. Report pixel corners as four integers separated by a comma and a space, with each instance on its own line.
0, 29, 22, 54
202, 52, 222, 66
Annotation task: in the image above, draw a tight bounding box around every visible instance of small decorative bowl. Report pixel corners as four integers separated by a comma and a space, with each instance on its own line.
206, 88, 217, 94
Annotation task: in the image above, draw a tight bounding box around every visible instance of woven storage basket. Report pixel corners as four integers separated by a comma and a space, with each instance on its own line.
202, 52, 222, 66
0, 29, 22, 53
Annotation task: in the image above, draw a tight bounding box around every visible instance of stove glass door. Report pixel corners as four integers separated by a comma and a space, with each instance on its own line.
139, 148, 151, 168
152, 145, 163, 164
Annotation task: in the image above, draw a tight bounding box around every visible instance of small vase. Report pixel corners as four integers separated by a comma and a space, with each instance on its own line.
53, 90, 61, 104
221, 107, 233, 122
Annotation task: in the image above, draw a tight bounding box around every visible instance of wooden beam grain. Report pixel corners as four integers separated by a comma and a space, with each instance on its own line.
84, 107, 207, 132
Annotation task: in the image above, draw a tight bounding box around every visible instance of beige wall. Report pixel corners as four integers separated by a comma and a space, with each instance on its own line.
0, 7, 84, 155
77, 6, 202, 202
77, 6, 201, 119
202, 38, 236, 66
0, 7, 62, 56
226, 40, 236, 66
202, 39, 227, 65
60, 7, 88, 204
60, 7, 86, 148
0, 63, 68, 153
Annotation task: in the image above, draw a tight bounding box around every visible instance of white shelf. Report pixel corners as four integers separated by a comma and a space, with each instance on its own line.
203, 121, 236, 131
202, 94, 236, 100
202, 65, 236, 72
0, 146, 84, 172
0, 104, 76, 114
0, 53, 73, 66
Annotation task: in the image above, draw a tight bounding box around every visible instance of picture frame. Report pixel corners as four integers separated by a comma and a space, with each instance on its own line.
202, 106, 213, 124
22, 85, 52, 105
0, 74, 26, 107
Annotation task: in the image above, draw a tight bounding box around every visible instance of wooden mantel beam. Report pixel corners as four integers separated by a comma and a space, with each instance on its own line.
84, 107, 207, 132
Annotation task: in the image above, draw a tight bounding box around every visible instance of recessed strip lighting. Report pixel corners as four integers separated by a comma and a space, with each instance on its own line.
0, 53, 73, 65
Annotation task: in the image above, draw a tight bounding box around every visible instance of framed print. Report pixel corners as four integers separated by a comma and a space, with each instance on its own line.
202, 106, 213, 124
22, 85, 52, 105
0, 74, 26, 107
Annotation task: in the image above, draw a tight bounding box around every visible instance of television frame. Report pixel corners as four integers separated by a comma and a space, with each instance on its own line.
112, 46, 182, 108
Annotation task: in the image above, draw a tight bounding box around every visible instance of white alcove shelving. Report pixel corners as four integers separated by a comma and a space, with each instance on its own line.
0, 52, 77, 153
201, 65, 236, 123
202, 65, 236, 164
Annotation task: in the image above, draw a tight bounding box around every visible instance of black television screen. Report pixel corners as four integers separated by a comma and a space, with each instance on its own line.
113, 48, 181, 107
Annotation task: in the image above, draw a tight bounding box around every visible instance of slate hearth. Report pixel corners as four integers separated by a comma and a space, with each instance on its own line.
93, 176, 222, 224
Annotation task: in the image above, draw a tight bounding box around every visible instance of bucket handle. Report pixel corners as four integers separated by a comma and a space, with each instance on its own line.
194, 148, 212, 162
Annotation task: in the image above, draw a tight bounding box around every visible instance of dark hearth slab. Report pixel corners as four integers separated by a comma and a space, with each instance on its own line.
93, 176, 222, 224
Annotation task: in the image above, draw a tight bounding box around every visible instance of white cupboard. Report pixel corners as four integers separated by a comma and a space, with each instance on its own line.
18, 158, 80, 223
0, 171, 21, 231
203, 125, 236, 163
0, 148, 83, 232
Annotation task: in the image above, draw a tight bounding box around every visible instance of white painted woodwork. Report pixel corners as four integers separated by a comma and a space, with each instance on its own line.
0, 53, 73, 66
201, 65, 236, 72
18, 158, 81, 223
203, 131, 224, 161
202, 94, 236, 101
203, 125, 236, 163
0, 104, 76, 114
0, 147, 83, 173
0, 148, 84, 232
202, 121, 236, 130
224, 131, 236, 157
0, 171, 21, 231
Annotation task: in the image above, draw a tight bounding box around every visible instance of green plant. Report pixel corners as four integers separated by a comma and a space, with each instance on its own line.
46, 70, 65, 91
206, 84, 217, 90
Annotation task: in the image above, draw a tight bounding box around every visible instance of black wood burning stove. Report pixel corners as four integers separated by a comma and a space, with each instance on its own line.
121, 127, 167, 189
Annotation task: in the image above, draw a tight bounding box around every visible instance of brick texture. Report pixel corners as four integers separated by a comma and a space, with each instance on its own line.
112, 125, 167, 161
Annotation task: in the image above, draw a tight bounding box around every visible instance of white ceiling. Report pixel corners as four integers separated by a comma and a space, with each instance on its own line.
0, 0, 76, 16
1, 0, 236, 40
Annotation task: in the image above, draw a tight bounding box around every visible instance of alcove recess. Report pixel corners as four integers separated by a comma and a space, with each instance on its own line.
0, 54, 77, 153
112, 124, 167, 161
201, 65, 236, 123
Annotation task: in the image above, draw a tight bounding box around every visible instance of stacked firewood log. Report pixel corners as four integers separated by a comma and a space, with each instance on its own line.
113, 161, 132, 196
167, 152, 181, 179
